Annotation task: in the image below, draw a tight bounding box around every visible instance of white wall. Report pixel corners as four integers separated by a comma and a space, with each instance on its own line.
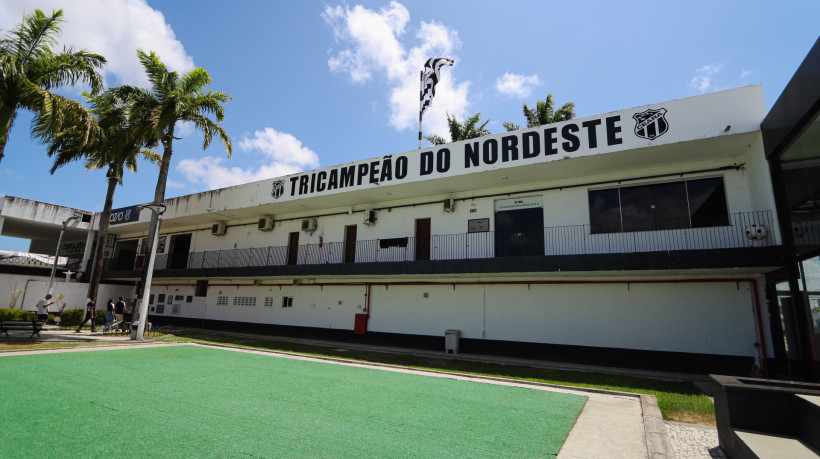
0, 273, 134, 312
159, 278, 767, 361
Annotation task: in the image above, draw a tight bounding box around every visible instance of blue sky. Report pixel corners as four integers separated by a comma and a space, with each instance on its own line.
1, 0, 818, 251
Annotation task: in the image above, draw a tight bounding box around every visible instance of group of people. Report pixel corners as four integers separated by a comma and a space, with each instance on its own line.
73, 296, 130, 333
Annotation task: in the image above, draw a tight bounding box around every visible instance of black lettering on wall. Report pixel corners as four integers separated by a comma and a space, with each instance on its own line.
483, 139, 498, 164
544, 127, 558, 155
501, 135, 519, 162
357, 163, 368, 186
420, 151, 434, 175
380, 157, 393, 182
582, 119, 601, 149
316, 171, 327, 192
561, 124, 580, 152
465, 142, 480, 168
395, 156, 408, 179
339, 166, 355, 188
522, 132, 540, 158
299, 175, 309, 195
436, 148, 450, 173
606, 115, 623, 146
369, 161, 380, 184
289, 177, 299, 195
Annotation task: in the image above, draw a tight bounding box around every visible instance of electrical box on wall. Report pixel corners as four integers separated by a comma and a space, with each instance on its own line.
301, 218, 317, 232
211, 222, 226, 236
443, 198, 455, 213
258, 216, 274, 231
363, 209, 377, 226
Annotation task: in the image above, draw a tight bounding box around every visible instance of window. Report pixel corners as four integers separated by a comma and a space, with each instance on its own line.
195, 280, 208, 297
282, 296, 293, 308
149, 294, 154, 305
157, 294, 165, 304
589, 177, 728, 233
156, 304, 165, 314
186, 296, 193, 303
233, 296, 256, 307
217, 296, 229, 306
264, 297, 275, 307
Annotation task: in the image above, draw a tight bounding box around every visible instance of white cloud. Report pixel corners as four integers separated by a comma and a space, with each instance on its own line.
688, 64, 724, 94
496, 73, 540, 98
740, 70, 753, 80
166, 180, 186, 190
0, 0, 194, 88
177, 128, 320, 190
323, 2, 469, 139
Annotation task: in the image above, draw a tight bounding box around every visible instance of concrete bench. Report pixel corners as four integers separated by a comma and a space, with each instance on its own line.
0, 320, 44, 338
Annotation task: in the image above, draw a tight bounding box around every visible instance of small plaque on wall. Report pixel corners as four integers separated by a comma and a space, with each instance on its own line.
468, 218, 490, 233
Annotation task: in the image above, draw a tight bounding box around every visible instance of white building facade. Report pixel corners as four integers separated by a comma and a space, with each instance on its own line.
2, 86, 786, 375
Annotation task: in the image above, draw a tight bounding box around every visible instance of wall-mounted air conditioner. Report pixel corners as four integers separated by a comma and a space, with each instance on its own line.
363, 210, 377, 226
258, 216, 274, 231
301, 218, 317, 232
211, 222, 227, 236
443, 198, 455, 213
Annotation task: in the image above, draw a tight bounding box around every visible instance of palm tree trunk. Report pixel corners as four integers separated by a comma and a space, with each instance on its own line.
0, 104, 18, 165
137, 127, 174, 297
86, 169, 118, 301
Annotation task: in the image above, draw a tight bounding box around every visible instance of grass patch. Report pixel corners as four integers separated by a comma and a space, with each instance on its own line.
163, 330, 716, 426
1, 346, 586, 457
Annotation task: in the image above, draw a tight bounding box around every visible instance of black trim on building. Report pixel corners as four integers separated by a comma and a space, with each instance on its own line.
150, 316, 755, 376
101, 246, 784, 281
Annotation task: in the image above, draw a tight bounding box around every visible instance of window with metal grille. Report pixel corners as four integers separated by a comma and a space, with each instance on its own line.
233, 296, 256, 307
217, 296, 229, 306
282, 296, 293, 308
195, 280, 208, 297
264, 297, 275, 307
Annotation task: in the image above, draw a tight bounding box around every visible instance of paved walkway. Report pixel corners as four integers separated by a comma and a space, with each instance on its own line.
2, 326, 726, 458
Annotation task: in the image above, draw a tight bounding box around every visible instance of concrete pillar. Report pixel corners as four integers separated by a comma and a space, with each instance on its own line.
81, 228, 96, 274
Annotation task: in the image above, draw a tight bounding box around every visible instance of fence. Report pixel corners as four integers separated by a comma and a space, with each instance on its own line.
103, 210, 780, 272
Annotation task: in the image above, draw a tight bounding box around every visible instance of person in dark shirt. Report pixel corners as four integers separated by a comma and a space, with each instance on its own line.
114, 296, 130, 331
75, 298, 96, 333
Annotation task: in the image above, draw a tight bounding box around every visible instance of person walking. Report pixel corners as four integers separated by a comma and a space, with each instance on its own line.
103, 299, 116, 331
75, 297, 97, 333
36, 294, 55, 326
114, 296, 130, 331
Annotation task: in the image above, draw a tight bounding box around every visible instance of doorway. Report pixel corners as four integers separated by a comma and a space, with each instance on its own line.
344, 225, 357, 263
415, 218, 431, 261
168, 233, 192, 269
494, 207, 545, 257
287, 232, 300, 265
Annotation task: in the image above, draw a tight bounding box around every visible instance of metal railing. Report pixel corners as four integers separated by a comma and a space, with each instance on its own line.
102, 210, 779, 272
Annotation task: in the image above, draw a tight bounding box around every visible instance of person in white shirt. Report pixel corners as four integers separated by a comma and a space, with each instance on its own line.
36, 294, 54, 326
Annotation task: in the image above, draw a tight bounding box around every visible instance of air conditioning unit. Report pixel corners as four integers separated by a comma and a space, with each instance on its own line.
363, 210, 377, 226
257, 216, 274, 231
443, 198, 455, 213
211, 222, 227, 236
301, 218, 317, 232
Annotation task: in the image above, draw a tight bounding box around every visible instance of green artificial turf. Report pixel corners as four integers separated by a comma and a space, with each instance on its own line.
0, 346, 587, 457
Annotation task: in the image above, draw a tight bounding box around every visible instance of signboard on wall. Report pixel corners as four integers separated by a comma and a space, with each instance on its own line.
494, 196, 544, 212
109, 205, 140, 225
468, 218, 489, 233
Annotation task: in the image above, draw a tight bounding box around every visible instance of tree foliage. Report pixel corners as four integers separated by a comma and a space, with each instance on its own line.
425, 112, 491, 145
505, 94, 575, 131
0, 9, 106, 163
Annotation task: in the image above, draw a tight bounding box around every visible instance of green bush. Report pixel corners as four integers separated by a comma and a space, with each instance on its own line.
59, 309, 85, 327
0, 308, 36, 321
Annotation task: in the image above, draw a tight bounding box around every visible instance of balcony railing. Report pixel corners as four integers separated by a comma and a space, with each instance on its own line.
103, 210, 778, 273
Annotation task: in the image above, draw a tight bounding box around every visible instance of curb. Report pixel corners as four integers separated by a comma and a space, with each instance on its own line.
641, 394, 675, 459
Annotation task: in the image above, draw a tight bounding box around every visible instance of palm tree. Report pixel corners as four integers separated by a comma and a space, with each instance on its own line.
115, 50, 231, 295
424, 112, 491, 145
46, 90, 160, 302
0, 9, 106, 163
504, 94, 575, 132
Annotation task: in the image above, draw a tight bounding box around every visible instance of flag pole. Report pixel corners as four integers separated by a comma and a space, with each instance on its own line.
418, 69, 423, 149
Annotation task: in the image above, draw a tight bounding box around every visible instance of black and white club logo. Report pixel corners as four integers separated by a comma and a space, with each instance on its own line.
633, 108, 669, 140
271, 179, 285, 199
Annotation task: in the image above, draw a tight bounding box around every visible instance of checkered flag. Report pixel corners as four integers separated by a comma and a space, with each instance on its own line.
420, 58, 454, 115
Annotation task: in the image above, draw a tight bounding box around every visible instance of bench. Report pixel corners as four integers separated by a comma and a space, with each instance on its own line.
0, 320, 44, 338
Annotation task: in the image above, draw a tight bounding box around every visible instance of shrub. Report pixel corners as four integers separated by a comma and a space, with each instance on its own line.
59, 309, 85, 327
0, 308, 36, 321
